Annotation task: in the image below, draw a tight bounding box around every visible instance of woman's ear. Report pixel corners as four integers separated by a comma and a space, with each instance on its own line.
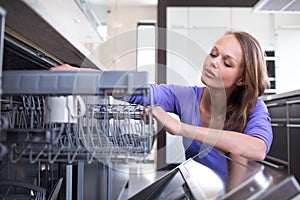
236, 79, 245, 86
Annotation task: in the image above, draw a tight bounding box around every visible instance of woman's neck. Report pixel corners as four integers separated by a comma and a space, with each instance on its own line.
202, 87, 228, 110
201, 87, 212, 112
201, 87, 227, 128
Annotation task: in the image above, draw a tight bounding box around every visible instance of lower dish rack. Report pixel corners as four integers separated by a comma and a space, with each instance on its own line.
0, 70, 154, 164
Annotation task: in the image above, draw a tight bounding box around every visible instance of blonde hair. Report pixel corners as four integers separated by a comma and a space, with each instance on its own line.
225, 31, 270, 132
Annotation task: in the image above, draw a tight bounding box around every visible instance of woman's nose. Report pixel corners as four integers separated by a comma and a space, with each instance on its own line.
211, 58, 218, 68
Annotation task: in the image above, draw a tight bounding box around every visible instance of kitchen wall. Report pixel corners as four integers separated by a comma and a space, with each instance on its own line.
104, 5, 156, 71
100, 5, 300, 94
274, 14, 300, 93
166, 7, 300, 94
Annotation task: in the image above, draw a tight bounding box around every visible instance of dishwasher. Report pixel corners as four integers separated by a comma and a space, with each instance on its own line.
1, 70, 154, 199
1, 70, 153, 200
0, 3, 154, 200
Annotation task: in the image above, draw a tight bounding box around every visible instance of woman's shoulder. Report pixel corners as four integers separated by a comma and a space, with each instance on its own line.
254, 98, 268, 112
150, 84, 204, 94
163, 84, 204, 91
248, 98, 270, 119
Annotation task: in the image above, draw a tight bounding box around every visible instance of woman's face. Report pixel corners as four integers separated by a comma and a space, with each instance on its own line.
201, 34, 244, 92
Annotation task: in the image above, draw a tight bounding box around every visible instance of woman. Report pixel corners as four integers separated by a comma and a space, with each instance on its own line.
51, 31, 273, 181
125, 31, 273, 181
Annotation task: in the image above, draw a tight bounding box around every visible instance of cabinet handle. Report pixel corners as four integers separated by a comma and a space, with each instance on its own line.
286, 124, 300, 128
286, 99, 300, 105
271, 123, 285, 127
170, 25, 185, 29
259, 160, 286, 169
266, 102, 286, 107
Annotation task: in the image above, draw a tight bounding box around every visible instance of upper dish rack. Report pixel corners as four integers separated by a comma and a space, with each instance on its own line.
0, 70, 154, 164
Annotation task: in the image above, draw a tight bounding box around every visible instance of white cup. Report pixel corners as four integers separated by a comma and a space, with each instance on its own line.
44, 95, 86, 123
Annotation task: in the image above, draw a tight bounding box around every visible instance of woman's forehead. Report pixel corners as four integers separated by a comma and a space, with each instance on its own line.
215, 34, 243, 61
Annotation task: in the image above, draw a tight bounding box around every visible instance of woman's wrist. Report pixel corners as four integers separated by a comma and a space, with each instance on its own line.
152, 106, 181, 136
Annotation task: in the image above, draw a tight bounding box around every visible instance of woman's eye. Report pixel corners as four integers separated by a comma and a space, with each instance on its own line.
224, 62, 231, 67
209, 47, 218, 57
210, 52, 217, 57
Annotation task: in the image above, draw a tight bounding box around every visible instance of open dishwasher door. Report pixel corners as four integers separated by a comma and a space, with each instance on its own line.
129, 153, 300, 200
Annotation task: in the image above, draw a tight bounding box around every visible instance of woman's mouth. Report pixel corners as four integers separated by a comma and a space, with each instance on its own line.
204, 68, 216, 78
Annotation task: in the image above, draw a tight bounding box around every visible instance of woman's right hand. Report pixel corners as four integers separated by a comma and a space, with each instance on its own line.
151, 106, 182, 136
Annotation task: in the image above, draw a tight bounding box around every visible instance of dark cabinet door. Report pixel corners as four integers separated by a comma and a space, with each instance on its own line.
290, 127, 300, 182
264, 94, 300, 182
268, 126, 288, 163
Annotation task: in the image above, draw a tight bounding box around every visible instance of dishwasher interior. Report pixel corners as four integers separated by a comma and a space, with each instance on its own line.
0, 70, 154, 200
0, 6, 155, 199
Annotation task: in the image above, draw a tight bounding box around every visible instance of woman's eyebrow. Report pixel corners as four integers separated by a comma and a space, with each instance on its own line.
214, 45, 238, 62
212, 45, 218, 50
225, 54, 238, 63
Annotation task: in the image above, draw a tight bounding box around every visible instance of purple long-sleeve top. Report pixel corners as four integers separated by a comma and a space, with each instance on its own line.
127, 84, 273, 181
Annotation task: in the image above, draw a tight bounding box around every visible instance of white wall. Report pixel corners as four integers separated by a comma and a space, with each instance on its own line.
105, 5, 156, 71
273, 14, 300, 93
167, 7, 300, 94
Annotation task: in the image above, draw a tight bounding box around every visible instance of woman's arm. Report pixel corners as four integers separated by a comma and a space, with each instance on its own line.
151, 106, 267, 161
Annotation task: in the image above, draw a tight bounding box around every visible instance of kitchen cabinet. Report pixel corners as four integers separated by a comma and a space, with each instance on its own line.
167, 7, 188, 29
265, 50, 276, 94
189, 7, 231, 29
0, 0, 105, 70
263, 90, 300, 182
230, 8, 274, 49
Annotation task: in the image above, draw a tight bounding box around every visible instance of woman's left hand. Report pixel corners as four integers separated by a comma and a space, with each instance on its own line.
49, 64, 80, 71
49, 64, 98, 71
